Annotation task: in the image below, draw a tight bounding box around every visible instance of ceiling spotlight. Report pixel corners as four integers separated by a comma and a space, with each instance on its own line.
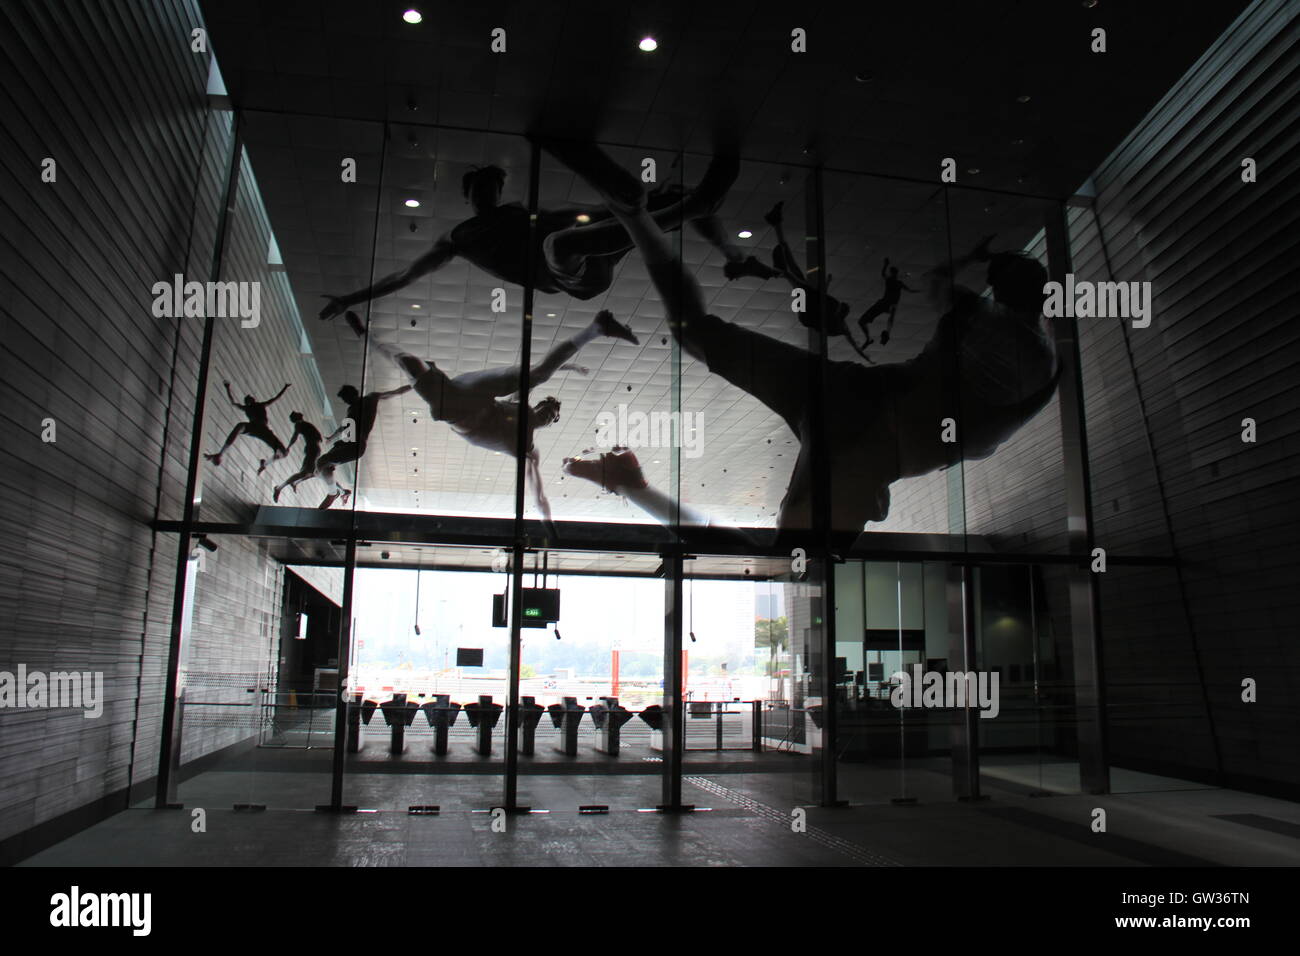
737, 229, 752, 239
404, 198, 420, 208
639, 36, 658, 52
402, 9, 423, 24
381, 551, 391, 560
1016, 94, 1032, 104
546, 312, 557, 317
412, 303, 420, 308
854, 70, 874, 83
575, 213, 591, 223
967, 167, 980, 175
689, 631, 697, 643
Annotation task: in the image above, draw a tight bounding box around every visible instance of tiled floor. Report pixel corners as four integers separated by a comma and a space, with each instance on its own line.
22, 760, 1300, 867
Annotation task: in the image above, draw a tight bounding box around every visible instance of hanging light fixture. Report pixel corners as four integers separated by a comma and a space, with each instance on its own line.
413, 567, 422, 635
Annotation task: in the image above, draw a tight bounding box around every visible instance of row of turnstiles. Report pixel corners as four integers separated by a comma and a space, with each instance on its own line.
345, 694, 662, 757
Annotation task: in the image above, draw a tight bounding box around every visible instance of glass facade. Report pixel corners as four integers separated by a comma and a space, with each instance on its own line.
152, 106, 1182, 813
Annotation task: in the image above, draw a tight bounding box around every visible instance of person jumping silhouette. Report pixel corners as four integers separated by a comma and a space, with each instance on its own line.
314, 381, 412, 509
318, 152, 743, 322
858, 258, 917, 346
270, 412, 323, 503
204, 381, 291, 467
547, 142, 1060, 549
764, 201, 853, 339
341, 308, 638, 535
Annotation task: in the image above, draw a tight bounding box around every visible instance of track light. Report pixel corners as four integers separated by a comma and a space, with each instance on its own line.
689, 631, 697, 643
554, 628, 562, 640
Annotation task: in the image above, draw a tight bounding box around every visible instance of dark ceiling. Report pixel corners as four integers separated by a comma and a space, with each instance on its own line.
201, 0, 1253, 198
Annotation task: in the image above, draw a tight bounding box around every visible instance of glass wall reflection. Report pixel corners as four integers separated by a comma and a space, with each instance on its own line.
161, 108, 1167, 811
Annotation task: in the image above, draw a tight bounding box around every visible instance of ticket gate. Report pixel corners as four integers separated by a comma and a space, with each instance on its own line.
590, 696, 634, 756
420, 695, 462, 755
345, 693, 366, 752
516, 696, 546, 756
547, 697, 586, 756
379, 693, 419, 754
639, 704, 665, 751
462, 695, 504, 756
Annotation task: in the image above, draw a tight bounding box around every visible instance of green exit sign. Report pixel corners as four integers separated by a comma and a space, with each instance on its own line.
524, 607, 541, 617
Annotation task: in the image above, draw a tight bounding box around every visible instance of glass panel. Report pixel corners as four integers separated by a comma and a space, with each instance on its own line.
834, 560, 953, 805
342, 543, 509, 812
531, 141, 684, 529
945, 187, 1070, 553
676, 154, 818, 541
819, 172, 957, 543
159, 107, 238, 522
167, 533, 338, 811
975, 563, 1082, 795
193, 115, 381, 521
349, 128, 530, 518
514, 550, 665, 812
683, 554, 823, 814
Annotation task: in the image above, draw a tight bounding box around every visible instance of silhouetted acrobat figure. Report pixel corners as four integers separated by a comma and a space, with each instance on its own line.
549, 142, 1060, 549
858, 259, 917, 346
764, 201, 853, 338
318, 153, 741, 321
341, 307, 638, 535
204, 381, 290, 467
270, 412, 323, 503
315, 381, 412, 509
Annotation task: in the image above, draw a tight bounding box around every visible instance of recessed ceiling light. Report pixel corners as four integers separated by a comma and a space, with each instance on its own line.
402, 9, 422, 24
404, 198, 420, 208
639, 36, 658, 52
1016, 94, 1032, 103
411, 303, 420, 308
546, 312, 557, 317
575, 213, 591, 223
737, 230, 752, 239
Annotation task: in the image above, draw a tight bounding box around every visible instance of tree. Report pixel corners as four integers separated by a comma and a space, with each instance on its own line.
755, 616, 788, 677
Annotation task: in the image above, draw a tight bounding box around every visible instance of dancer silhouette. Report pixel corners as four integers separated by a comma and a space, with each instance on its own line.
341, 308, 638, 536
204, 381, 290, 467
318, 154, 741, 320
548, 142, 1060, 548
